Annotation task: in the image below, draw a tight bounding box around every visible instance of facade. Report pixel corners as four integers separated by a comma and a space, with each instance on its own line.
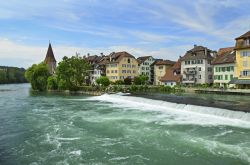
44, 43, 57, 74
137, 56, 155, 84
154, 60, 175, 85
212, 47, 235, 88
106, 51, 139, 82
160, 59, 181, 87
230, 31, 250, 88
84, 55, 107, 85
180, 45, 215, 85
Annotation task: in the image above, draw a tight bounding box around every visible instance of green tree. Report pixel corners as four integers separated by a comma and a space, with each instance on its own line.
47, 76, 58, 90
25, 63, 50, 91
56, 56, 91, 90
133, 76, 141, 85
96, 76, 110, 87
124, 77, 132, 85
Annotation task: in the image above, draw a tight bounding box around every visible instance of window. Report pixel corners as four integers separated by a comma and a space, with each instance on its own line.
215, 67, 219, 72
146, 72, 149, 75
146, 67, 149, 70
241, 70, 250, 77
225, 75, 228, 80
132, 65, 136, 68
208, 67, 212, 72
127, 70, 131, 73
201, 60, 203, 64
243, 61, 248, 67
133, 70, 136, 74
198, 75, 201, 79
230, 75, 233, 80
241, 51, 250, 57
122, 70, 126, 73
111, 70, 114, 73
115, 70, 117, 73
230, 66, 234, 71
142, 67, 145, 70
198, 67, 201, 71
159, 66, 163, 69
244, 39, 250, 46
128, 58, 131, 63
127, 64, 131, 68
107, 70, 110, 74
122, 64, 126, 68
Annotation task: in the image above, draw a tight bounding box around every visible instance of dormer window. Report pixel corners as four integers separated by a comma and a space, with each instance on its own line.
244, 38, 250, 46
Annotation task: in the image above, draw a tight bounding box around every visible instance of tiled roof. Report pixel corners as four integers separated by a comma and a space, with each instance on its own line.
160, 69, 181, 82
107, 51, 136, 63
235, 31, 250, 40
44, 43, 56, 63
84, 55, 102, 64
137, 56, 152, 64
172, 59, 181, 70
212, 48, 235, 65
180, 45, 215, 61
155, 60, 175, 66
217, 47, 234, 56
160, 59, 181, 82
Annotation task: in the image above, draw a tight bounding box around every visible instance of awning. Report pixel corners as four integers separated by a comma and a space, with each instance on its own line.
229, 78, 250, 84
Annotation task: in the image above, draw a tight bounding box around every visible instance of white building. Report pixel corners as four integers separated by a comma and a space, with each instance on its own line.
137, 56, 155, 84
212, 47, 235, 88
181, 45, 215, 85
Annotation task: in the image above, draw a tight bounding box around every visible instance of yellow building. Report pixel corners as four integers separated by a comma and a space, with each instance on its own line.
231, 31, 250, 88
154, 60, 175, 85
106, 51, 139, 82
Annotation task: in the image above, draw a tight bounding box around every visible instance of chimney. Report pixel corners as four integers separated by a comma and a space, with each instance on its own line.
87, 53, 90, 57
205, 48, 207, 56
100, 52, 104, 57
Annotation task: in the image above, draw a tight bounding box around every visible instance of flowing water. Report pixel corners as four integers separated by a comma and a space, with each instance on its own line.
0, 84, 250, 165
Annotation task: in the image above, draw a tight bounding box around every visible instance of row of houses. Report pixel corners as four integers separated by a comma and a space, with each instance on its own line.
44, 30, 250, 88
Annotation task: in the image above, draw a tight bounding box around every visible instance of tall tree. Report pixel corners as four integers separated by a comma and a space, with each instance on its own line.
56, 56, 91, 90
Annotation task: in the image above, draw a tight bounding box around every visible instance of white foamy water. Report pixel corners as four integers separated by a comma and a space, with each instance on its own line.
85, 94, 250, 128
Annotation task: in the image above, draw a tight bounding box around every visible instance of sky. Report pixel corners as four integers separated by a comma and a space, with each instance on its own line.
0, 0, 250, 68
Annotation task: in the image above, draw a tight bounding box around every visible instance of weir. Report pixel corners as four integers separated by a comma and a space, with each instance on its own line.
89, 94, 250, 126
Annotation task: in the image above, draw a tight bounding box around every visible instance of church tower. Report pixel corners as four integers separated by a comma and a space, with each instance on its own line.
44, 43, 57, 74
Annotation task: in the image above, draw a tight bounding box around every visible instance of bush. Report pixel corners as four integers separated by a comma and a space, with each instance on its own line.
47, 76, 58, 90
96, 76, 110, 87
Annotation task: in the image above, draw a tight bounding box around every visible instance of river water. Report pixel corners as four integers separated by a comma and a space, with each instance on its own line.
0, 84, 250, 165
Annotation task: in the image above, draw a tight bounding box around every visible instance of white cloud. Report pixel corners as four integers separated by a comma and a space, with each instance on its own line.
0, 38, 192, 68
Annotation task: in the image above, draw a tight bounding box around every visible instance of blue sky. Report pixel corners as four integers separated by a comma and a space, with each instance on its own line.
0, 0, 250, 68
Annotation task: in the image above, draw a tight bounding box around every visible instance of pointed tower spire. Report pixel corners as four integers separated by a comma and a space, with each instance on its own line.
44, 43, 57, 74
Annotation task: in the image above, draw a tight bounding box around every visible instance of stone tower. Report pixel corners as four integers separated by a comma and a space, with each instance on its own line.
44, 43, 57, 74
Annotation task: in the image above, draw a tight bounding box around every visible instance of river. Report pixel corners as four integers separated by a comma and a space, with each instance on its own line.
0, 84, 249, 165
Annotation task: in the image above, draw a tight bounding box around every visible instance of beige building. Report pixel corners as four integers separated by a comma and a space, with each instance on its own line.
106, 51, 139, 82
154, 60, 175, 85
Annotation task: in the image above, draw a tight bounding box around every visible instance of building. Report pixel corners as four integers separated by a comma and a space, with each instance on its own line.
44, 43, 56, 74
212, 47, 235, 88
160, 59, 181, 87
180, 45, 215, 85
137, 56, 155, 84
84, 55, 104, 85
154, 60, 175, 85
230, 31, 250, 88
106, 51, 139, 82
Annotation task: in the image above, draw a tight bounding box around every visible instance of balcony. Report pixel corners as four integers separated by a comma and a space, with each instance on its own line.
184, 70, 197, 75
182, 78, 196, 83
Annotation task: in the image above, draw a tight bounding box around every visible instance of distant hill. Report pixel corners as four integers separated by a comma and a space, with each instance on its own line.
0, 66, 27, 84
